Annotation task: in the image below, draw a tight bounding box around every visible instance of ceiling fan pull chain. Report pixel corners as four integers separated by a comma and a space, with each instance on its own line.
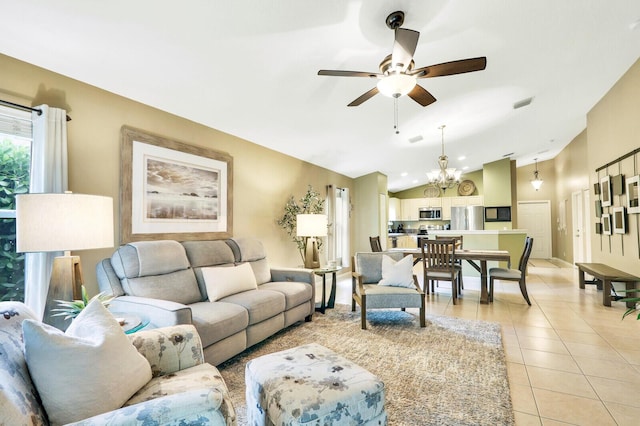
394, 97, 399, 134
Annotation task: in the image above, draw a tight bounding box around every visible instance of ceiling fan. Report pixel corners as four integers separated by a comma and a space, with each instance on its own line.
318, 11, 487, 108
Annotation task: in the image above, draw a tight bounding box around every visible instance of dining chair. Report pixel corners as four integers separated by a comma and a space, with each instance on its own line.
369, 236, 382, 252
435, 235, 464, 292
489, 236, 534, 305
421, 239, 460, 304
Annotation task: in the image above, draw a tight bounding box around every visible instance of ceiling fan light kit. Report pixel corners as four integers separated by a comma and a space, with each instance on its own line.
376, 73, 416, 98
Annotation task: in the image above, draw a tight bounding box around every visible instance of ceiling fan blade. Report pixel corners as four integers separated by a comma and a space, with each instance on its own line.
348, 87, 379, 107
412, 57, 487, 78
318, 70, 381, 78
391, 28, 419, 72
408, 84, 437, 107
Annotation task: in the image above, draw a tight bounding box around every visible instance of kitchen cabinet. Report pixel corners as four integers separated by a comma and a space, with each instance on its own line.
441, 198, 452, 220
388, 197, 401, 221
400, 198, 421, 220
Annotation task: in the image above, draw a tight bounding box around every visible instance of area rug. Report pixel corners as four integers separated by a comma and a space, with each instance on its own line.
218, 305, 514, 425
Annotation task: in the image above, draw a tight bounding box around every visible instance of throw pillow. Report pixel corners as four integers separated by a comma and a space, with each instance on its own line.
22, 299, 152, 425
202, 262, 258, 302
378, 254, 415, 288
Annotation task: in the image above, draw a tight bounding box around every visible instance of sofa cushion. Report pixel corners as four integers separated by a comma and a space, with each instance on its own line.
233, 238, 271, 284
0, 302, 48, 426
112, 240, 202, 305
22, 300, 152, 425
379, 254, 414, 288
221, 289, 285, 325
202, 263, 258, 302
113, 240, 190, 278
123, 269, 202, 305
259, 281, 313, 310
189, 301, 249, 348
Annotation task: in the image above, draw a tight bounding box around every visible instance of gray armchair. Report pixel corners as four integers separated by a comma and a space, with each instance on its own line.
351, 252, 426, 330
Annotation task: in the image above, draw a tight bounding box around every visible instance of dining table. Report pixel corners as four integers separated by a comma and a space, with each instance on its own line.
389, 247, 511, 304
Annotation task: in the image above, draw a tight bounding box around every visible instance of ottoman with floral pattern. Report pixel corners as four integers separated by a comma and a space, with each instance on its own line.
245, 343, 387, 425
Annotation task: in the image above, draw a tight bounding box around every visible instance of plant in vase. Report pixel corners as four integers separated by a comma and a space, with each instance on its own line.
52, 285, 114, 321
277, 185, 325, 266
619, 289, 640, 321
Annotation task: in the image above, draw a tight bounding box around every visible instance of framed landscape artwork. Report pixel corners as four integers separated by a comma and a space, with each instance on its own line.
120, 126, 233, 243
612, 207, 626, 234
627, 175, 640, 214
602, 213, 611, 235
600, 175, 612, 207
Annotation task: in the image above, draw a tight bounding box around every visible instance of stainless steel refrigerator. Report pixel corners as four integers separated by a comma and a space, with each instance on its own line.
450, 206, 484, 230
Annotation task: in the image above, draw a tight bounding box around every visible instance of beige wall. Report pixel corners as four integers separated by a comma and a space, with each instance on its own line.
391, 169, 483, 199
0, 54, 354, 295
586, 58, 640, 275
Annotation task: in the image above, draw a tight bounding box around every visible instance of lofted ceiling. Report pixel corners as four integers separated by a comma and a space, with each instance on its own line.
2, 1, 640, 192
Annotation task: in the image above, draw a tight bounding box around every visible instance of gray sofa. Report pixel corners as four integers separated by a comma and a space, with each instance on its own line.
97, 237, 315, 366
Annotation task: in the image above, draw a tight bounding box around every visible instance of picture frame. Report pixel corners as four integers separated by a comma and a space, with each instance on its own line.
595, 222, 602, 234
612, 174, 625, 196
612, 206, 626, 234
593, 182, 601, 195
594, 199, 602, 218
601, 213, 611, 235
600, 175, 612, 207
627, 175, 640, 214
120, 126, 233, 243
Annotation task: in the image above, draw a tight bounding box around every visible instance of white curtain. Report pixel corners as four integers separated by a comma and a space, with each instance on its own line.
326, 185, 350, 268
24, 105, 68, 319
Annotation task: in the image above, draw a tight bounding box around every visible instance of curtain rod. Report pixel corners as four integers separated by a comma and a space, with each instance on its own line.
0, 99, 72, 122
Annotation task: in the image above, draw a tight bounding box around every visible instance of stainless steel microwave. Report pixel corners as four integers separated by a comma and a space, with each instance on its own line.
419, 207, 442, 220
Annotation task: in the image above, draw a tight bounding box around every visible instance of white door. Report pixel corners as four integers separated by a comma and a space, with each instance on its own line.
572, 191, 585, 263
582, 188, 592, 262
517, 201, 552, 259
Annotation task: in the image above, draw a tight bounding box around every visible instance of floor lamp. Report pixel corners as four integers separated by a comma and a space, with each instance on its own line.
16, 193, 114, 330
296, 214, 327, 269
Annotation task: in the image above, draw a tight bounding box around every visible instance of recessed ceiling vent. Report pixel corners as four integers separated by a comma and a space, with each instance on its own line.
513, 97, 534, 109
502, 152, 514, 158
408, 135, 423, 144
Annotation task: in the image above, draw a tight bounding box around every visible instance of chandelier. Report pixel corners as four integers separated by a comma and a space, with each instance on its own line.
426, 125, 462, 192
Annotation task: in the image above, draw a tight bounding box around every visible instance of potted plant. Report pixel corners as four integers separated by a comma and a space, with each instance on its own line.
277, 185, 325, 266
52, 285, 114, 321
619, 289, 640, 321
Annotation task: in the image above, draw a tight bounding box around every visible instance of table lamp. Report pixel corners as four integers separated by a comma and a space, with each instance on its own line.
16, 193, 114, 329
296, 214, 327, 269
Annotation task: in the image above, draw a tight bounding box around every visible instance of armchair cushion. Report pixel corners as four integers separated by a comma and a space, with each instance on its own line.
22, 300, 152, 425
354, 251, 404, 284
379, 254, 415, 288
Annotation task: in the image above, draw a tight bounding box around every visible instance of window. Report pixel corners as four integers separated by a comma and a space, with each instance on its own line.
0, 106, 32, 301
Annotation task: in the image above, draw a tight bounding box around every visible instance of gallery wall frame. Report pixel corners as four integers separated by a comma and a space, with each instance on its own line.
600, 175, 612, 207
602, 213, 611, 235
627, 175, 640, 214
120, 126, 233, 243
612, 206, 626, 234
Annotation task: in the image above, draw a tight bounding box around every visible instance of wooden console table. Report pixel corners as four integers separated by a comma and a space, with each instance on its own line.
575, 262, 640, 307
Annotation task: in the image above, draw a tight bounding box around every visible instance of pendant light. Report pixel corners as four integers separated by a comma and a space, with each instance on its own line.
531, 158, 543, 191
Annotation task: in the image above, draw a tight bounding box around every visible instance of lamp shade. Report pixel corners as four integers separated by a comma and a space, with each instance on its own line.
16, 193, 114, 253
296, 214, 327, 237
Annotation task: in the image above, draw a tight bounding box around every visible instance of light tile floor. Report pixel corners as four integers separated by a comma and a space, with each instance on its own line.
325, 259, 640, 425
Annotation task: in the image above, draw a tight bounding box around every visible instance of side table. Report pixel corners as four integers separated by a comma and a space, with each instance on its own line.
313, 267, 340, 314
111, 312, 150, 334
